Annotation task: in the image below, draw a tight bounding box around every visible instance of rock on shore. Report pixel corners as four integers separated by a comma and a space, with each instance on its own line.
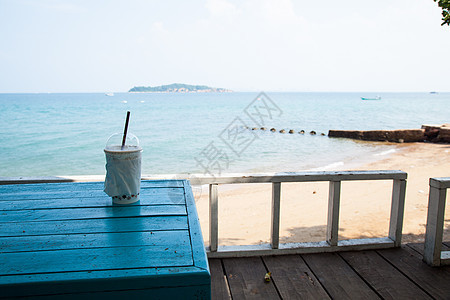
422, 124, 450, 143
328, 124, 450, 143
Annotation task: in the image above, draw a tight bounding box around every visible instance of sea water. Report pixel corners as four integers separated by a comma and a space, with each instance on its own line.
0, 92, 448, 177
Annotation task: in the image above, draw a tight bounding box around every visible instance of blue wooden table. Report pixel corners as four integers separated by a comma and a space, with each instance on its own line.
0, 180, 210, 299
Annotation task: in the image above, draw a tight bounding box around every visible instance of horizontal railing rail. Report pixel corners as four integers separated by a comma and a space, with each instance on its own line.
423, 177, 450, 266
0, 171, 407, 185
183, 170, 408, 184
1, 171, 408, 258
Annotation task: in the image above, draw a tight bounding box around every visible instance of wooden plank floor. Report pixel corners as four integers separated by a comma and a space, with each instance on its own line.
209, 243, 450, 299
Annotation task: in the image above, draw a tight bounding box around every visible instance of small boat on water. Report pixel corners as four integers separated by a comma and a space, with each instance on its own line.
361, 96, 381, 100
105, 92, 114, 96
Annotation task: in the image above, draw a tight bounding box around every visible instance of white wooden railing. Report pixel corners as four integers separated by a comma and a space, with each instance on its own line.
0, 171, 408, 258
423, 177, 450, 266
191, 170, 407, 258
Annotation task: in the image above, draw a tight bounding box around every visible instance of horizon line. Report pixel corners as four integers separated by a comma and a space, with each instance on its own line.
0, 90, 449, 94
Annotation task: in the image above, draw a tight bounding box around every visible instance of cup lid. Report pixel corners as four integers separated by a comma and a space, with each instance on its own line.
105, 133, 141, 153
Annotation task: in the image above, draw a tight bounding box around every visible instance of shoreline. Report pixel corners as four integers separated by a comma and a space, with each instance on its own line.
232, 140, 409, 177
193, 142, 450, 246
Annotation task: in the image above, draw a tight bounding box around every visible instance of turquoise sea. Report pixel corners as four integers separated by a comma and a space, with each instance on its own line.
0, 92, 448, 177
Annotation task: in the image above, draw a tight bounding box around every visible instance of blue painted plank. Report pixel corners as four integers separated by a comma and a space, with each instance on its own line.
11, 284, 211, 299
0, 216, 188, 237
0, 205, 187, 222
0, 230, 190, 253
0, 182, 104, 194
0, 188, 185, 207
184, 180, 210, 271
0, 244, 193, 275
0, 186, 185, 202
141, 180, 185, 188
16, 285, 211, 299
0, 189, 104, 201
1, 268, 210, 298
0, 180, 184, 196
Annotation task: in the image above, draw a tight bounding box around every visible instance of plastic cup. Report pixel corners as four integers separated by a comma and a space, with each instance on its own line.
104, 133, 142, 205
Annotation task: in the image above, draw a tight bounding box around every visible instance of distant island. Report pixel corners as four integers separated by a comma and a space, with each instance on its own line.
128, 83, 232, 93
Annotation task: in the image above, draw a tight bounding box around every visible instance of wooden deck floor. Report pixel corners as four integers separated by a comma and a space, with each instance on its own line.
209, 242, 450, 299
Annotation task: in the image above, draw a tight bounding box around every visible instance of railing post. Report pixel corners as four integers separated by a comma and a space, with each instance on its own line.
209, 184, 219, 252
327, 181, 341, 246
271, 182, 281, 249
388, 179, 407, 247
423, 185, 447, 266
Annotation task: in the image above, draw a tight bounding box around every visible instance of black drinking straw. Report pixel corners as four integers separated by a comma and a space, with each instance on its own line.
121, 111, 130, 150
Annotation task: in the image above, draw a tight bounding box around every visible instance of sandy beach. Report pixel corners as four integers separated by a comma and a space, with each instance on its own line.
193, 142, 450, 246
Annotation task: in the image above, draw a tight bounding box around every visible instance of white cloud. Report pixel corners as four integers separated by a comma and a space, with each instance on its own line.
22, 0, 84, 13
258, 0, 302, 25
205, 0, 240, 18
151, 21, 166, 34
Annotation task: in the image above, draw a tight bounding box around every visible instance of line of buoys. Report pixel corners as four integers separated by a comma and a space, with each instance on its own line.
244, 126, 327, 136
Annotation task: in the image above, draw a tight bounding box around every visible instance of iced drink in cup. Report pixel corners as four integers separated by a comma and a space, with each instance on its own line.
104, 133, 142, 204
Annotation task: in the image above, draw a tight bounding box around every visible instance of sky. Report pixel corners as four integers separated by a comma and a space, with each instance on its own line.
0, 0, 449, 93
